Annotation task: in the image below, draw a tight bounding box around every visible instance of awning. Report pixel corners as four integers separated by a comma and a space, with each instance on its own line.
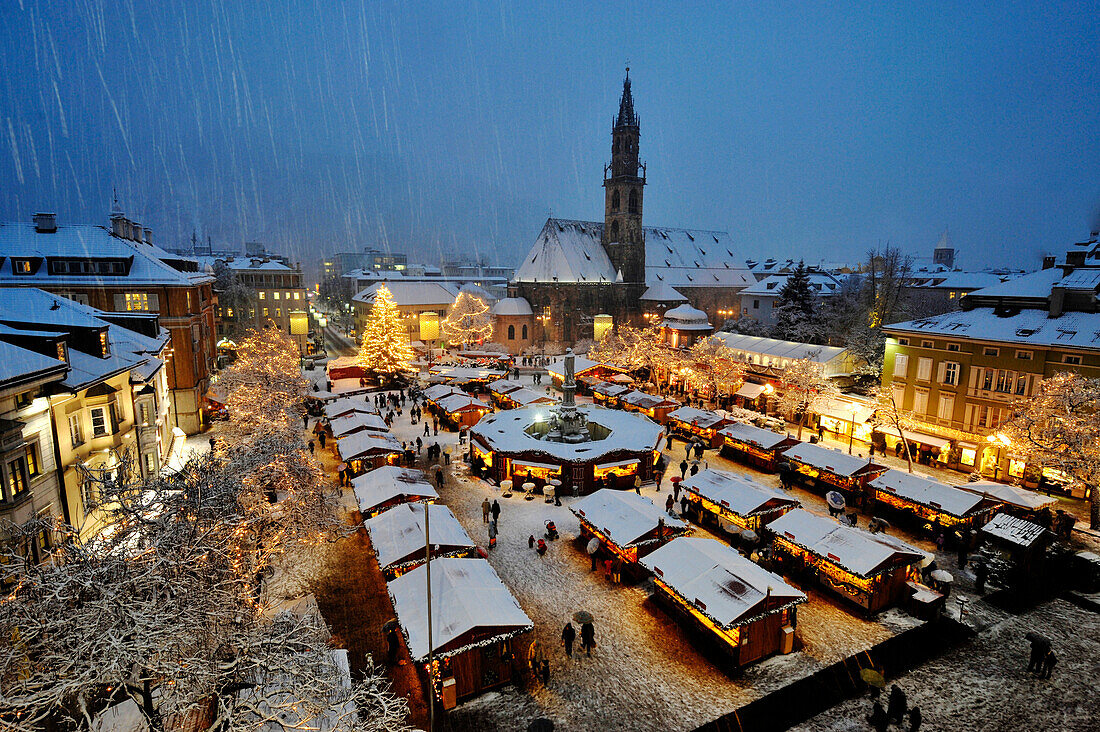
512, 460, 560, 472
735, 383, 766, 399
816, 399, 874, 423
958, 442, 978, 450
874, 426, 950, 449
595, 459, 639, 471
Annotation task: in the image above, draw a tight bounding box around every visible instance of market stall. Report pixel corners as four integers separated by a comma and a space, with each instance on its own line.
329, 411, 390, 439
336, 430, 404, 474
719, 423, 800, 471
387, 558, 533, 705
324, 397, 378, 421
488, 378, 526, 408
769, 509, 925, 613
639, 537, 805, 667
364, 502, 476, 578
961, 481, 1057, 515
871, 426, 952, 466
618, 390, 681, 424
352, 466, 439, 519
423, 384, 463, 408
544, 356, 629, 387
680, 468, 800, 533
979, 513, 1053, 589
434, 393, 491, 429
868, 469, 1000, 530
732, 381, 769, 410
778, 442, 886, 508
570, 489, 691, 566
590, 381, 632, 408
495, 387, 558, 410
427, 365, 508, 393
667, 406, 735, 448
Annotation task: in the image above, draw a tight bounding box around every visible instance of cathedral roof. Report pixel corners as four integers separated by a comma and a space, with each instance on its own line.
512, 218, 755, 290
617, 70, 638, 127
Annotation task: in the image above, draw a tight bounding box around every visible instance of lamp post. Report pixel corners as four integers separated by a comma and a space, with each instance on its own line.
420, 311, 440, 370
424, 498, 434, 732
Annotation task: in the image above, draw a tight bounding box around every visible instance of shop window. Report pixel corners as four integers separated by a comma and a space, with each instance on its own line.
1008, 459, 1025, 479
960, 448, 976, 467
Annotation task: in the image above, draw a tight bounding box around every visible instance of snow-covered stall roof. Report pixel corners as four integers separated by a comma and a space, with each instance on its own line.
639, 282, 687, 303
336, 431, 404, 462
363, 503, 474, 571
669, 406, 729, 430
329, 412, 389, 438
961, 482, 1056, 510
428, 366, 508, 382
436, 393, 489, 414
544, 356, 626, 379
591, 382, 632, 398
570, 489, 689, 548
815, 397, 875, 424
734, 382, 767, 399
620, 390, 678, 409
506, 388, 558, 406
352, 466, 438, 515
639, 538, 805, 628
680, 469, 799, 517
491, 297, 534, 316
387, 558, 533, 661
720, 423, 791, 451
713, 332, 846, 364
489, 378, 525, 395
769, 509, 924, 577
472, 405, 663, 462
868, 470, 987, 518
423, 384, 462, 402
352, 281, 457, 308
980, 513, 1049, 548
779, 442, 884, 478
323, 398, 377, 420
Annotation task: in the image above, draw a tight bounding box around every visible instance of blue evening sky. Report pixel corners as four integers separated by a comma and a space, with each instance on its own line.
0, 1, 1097, 271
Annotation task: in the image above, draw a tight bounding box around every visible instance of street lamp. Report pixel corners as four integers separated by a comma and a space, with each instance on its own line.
420, 311, 440, 368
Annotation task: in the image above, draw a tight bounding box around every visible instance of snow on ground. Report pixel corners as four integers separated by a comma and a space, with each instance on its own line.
373, 375, 927, 732
790, 598, 1100, 732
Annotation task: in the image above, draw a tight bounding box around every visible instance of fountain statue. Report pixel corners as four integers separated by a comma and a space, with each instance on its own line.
544, 349, 591, 443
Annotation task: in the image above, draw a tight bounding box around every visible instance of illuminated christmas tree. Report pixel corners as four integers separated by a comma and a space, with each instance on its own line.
442, 291, 494, 349
357, 284, 414, 380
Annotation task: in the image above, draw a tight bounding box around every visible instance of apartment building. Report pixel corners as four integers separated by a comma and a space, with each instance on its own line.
205, 255, 308, 348
0, 211, 215, 433
882, 236, 1100, 495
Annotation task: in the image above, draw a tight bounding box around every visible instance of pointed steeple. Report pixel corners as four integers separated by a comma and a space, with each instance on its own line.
616, 67, 637, 127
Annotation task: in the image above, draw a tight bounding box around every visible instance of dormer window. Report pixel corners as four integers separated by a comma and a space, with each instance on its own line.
99, 331, 109, 357
12, 258, 35, 275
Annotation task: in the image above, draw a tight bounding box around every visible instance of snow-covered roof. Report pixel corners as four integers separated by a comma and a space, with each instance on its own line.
681, 469, 799, 517
619, 390, 678, 409
639, 538, 805, 628
363, 502, 473, 570
511, 218, 756, 289
740, 272, 842, 297
488, 378, 525, 395
0, 339, 68, 387
713, 332, 846, 364
980, 512, 1048, 548
505, 388, 558, 406
639, 283, 687, 302
884, 307, 1100, 351
960, 267, 1062, 300
197, 255, 297, 273
352, 466, 438, 515
336, 431, 404, 461
472, 404, 663, 463
719, 423, 790, 451
591, 382, 632, 398
668, 406, 729, 430
868, 470, 987, 518
815, 397, 875, 424
570, 489, 689, 547
0, 220, 212, 287
329, 412, 389, 437
428, 366, 508, 381
387, 558, 532, 661
324, 398, 377, 420
960, 481, 1056, 510
352, 281, 457, 308
779, 442, 883, 478
436, 393, 489, 413
491, 297, 533, 316
906, 271, 1006, 291
661, 304, 711, 330
423, 384, 462, 401
544, 356, 626, 378
769, 509, 924, 577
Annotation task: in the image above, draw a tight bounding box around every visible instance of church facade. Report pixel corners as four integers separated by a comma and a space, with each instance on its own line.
509, 71, 754, 345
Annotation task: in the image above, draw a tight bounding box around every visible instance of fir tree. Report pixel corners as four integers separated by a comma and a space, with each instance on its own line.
442, 291, 494, 348
773, 262, 821, 342
356, 285, 414, 380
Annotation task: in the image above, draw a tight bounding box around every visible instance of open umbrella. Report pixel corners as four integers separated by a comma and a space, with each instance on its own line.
919, 552, 936, 569
573, 610, 594, 624
860, 668, 885, 688
740, 529, 759, 544
930, 569, 953, 583
1024, 632, 1051, 645
826, 491, 846, 510
586, 538, 601, 555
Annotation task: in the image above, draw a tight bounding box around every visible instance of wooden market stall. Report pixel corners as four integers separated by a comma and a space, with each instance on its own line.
667, 406, 735, 448
618, 390, 681, 424
434, 393, 491, 429
590, 381, 631, 408
352, 465, 439, 519
961, 481, 1057, 517
427, 366, 508, 393
680, 468, 800, 533
328, 411, 390, 439
979, 513, 1053, 589
423, 383, 462, 408
495, 387, 559, 410
570, 489, 691, 566
778, 442, 886, 508
867, 469, 1000, 530
323, 396, 378, 421
640, 537, 806, 667
488, 378, 526, 408
769, 509, 925, 613
720, 422, 800, 471
544, 356, 629, 388
336, 430, 404, 474
363, 502, 476, 578
387, 558, 533, 705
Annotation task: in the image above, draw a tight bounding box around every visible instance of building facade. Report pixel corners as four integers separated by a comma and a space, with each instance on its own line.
206, 255, 308, 349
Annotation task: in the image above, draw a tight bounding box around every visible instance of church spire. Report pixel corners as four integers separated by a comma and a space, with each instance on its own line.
616, 67, 638, 127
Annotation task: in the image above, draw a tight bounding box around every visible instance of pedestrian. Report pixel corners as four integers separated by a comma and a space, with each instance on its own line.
416, 436, 423, 454
908, 706, 922, 732
666, 433, 674, 450
481, 497, 491, 523
540, 659, 550, 685
435, 467, 445, 489
957, 543, 968, 569
303, 415, 309, 429
886, 685, 906, 725
679, 459, 688, 480
308, 440, 315, 455
488, 519, 497, 549
208, 436, 216, 453
665, 494, 675, 514
694, 442, 704, 460
319, 431, 327, 449
561, 622, 576, 657
1027, 636, 1050, 673
491, 499, 501, 524
1040, 649, 1057, 679
590, 550, 599, 572
386, 627, 399, 666
974, 560, 988, 594
672, 479, 681, 502
433, 419, 439, 436
866, 701, 888, 732
680, 495, 689, 517
655, 470, 663, 492
611, 556, 622, 584
580, 621, 596, 657
529, 534, 536, 549
685, 441, 692, 459
689, 462, 700, 477
634, 475, 641, 494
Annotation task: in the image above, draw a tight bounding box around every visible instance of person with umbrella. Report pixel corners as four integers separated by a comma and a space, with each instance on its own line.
579, 616, 596, 657
693, 442, 705, 461
587, 537, 600, 571
1026, 632, 1051, 673
886, 685, 907, 725
561, 621, 576, 657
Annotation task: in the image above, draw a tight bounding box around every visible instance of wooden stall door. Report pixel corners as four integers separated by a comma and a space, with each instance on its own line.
451, 650, 480, 700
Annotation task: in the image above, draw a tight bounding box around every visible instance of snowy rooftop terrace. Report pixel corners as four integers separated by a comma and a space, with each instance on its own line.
640, 538, 805, 628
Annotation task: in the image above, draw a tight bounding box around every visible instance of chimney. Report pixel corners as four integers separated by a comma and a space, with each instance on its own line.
1049, 286, 1066, 319
111, 215, 127, 238
1066, 251, 1086, 267
144, 228, 153, 245
33, 212, 57, 233
1042, 255, 1056, 270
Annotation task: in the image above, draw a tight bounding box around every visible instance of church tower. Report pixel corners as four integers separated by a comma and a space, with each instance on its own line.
602, 69, 646, 284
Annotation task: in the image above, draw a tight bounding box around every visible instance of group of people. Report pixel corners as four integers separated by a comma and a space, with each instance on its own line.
1027, 635, 1058, 679
867, 684, 920, 732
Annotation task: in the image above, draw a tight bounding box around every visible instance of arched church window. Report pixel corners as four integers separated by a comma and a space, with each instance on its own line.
522, 324, 528, 339
610, 220, 620, 239
508, 324, 515, 340
628, 188, 639, 213
611, 190, 620, 212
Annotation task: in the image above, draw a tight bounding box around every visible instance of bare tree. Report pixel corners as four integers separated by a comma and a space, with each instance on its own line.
776, 358, 840, 440
869, 385, 915, 473
848, 246, 913, 386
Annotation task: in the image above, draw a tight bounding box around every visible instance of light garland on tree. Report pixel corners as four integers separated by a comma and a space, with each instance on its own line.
356, 285, 415, 379
442, 291, 493, 348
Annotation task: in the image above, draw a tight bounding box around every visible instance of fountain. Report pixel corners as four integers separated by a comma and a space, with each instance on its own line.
544, 349, 591, 444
